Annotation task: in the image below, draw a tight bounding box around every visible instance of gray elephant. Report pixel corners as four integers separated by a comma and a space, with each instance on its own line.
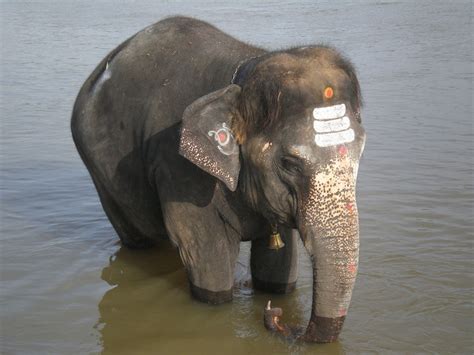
71, 16, 365, 343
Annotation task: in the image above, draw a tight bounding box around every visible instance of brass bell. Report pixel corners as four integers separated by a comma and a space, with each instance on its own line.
268, 226, 285, 250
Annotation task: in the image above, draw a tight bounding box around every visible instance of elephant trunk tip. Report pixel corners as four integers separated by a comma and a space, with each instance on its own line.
263, 301, 345, 343
263, 300, 283, 331
263, 301, 302, 339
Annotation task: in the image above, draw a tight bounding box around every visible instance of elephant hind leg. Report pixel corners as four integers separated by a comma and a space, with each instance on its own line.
251, 227, 298, 294
91, 175, 160, 249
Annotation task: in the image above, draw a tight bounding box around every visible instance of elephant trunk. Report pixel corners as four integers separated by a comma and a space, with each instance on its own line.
301, 216, 359, 342
265, 156, 360, 343
300, 159, 360, 342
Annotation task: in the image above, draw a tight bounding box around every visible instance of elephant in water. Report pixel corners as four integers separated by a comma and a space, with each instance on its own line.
71, 16, 366, 343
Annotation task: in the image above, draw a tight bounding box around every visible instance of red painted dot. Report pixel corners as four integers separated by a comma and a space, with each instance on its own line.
339, 308, 347, 316
348, 264, 357, 273
338, 145, 348, 156
346, 202, 354, 211
324, 86, 334, 99
218, 131, 227, 143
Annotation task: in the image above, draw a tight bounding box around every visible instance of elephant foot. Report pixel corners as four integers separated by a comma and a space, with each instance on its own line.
189, 283, 233, 305
263, 300, 303, 340
253, 277, 296, 294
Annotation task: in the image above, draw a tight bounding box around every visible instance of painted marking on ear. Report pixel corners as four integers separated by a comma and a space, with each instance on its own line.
208, 123, 238, 156
216, 129, 230, 145
313, 103, 354, 147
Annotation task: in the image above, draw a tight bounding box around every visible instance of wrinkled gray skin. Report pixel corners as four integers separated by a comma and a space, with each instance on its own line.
72, 16, 366, 343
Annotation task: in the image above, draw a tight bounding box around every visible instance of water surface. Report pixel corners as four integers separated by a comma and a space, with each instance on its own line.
1, 0, 472, 353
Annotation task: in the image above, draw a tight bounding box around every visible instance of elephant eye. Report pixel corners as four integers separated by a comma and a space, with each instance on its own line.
280, 156, 303, 175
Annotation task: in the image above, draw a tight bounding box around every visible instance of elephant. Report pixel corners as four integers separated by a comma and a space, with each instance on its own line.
71, 16, 365, 343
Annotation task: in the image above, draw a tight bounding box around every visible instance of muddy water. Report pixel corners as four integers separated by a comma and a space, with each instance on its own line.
1, 0, 472, 354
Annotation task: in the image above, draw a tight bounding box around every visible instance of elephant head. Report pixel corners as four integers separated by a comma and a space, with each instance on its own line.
179, 46, 365, 343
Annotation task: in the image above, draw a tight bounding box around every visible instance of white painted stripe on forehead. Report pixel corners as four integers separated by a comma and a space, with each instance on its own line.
313, 116, 350, 133
313, 103, 346, 120
315, 129, 355, 147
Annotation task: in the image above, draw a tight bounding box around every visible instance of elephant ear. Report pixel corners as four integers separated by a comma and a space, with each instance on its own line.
179, 84, 241, 191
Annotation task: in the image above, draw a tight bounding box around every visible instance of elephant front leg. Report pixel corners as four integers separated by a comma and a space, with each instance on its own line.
163, 204, 241, 305
184, 234, 240, 305
251, 227, 298, 294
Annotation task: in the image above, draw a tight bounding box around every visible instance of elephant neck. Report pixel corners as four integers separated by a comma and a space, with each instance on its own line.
218, 179, 268, 241
235, 155, 261, 213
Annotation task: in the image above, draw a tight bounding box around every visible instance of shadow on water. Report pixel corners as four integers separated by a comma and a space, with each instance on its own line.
100, 241, 184, 287
95, 240, 344, 354
96, 241, 186, 353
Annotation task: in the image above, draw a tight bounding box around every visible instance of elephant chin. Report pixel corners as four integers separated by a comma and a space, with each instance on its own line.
263, 158, 360, 343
